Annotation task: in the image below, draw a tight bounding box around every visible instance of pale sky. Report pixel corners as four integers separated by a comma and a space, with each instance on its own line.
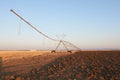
0, 0, 120, 50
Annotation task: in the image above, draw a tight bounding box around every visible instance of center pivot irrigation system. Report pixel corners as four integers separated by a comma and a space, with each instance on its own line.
10, 9, 81, 53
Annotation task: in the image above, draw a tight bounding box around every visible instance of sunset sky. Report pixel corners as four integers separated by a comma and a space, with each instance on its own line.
0, 0, 120, 50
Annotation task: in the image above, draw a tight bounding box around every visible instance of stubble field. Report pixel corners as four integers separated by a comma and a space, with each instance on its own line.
0, 50, 120, 80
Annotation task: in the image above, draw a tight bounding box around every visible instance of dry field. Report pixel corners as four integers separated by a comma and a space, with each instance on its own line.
0, 50, 72, 80
0, 50, 52, 60
0, 50, 120, 80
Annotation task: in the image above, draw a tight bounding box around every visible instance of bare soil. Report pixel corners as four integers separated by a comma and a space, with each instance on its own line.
0, 51, 120, 80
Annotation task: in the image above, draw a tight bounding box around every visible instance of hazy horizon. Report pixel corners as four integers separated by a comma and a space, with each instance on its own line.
0, 0, 120, 50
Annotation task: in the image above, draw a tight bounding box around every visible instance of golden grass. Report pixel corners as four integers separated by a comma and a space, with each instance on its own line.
0, 50, 72, 76
0, 50, 53, 60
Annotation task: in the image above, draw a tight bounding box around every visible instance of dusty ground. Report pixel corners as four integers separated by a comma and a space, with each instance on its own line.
0, 51, 120, 80
29, 51, 120, 80
0, 50, 51, 60
0, 50, 72, 75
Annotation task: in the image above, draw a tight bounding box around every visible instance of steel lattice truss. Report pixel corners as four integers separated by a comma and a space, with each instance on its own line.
10, 9, 81, 53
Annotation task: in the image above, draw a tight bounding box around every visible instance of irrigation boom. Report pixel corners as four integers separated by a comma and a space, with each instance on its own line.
10, 9, 59, 41
10, 9, 80, 52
